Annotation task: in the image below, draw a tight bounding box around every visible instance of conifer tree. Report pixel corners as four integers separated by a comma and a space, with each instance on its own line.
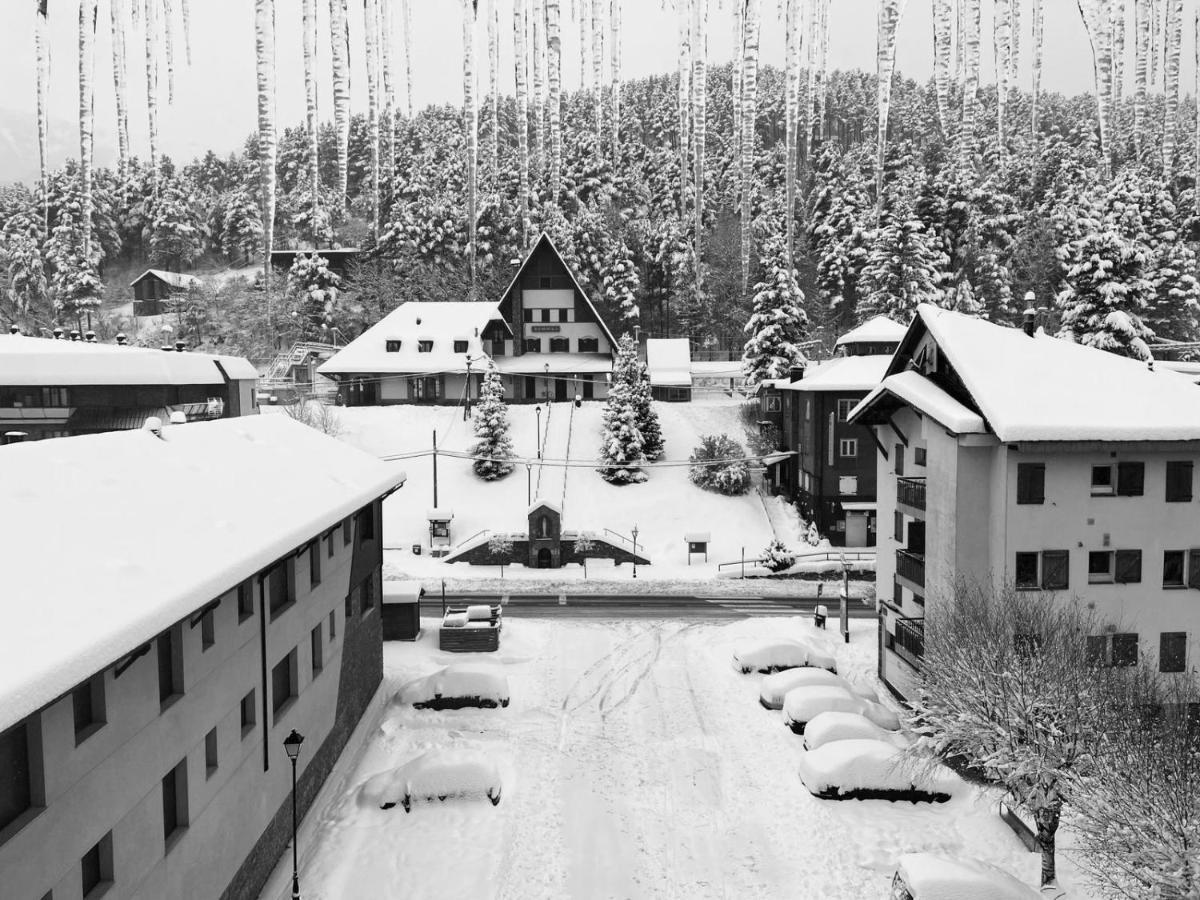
742, 235, 809, 386
613, 332, 663, 461
147, 179, 204, 269
858, 201, 941, 322
471, 363, 515, 480
286, 251, 342, 339
599, 238, 640, 325
598, 344, 646, 485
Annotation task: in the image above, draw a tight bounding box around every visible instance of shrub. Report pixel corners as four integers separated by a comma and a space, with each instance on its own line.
689, 433, 751, 495
762, 539, 796, 572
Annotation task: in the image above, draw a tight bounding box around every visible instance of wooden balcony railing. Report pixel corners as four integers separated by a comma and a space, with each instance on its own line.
897, 476, 927, 511
896, 549, 925, 587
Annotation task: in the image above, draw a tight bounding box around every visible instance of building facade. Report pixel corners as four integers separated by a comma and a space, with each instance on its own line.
0, 415, 404, 899
130, 270, 202, 318
0, 334, 258, 441
851, 305, 1200, 700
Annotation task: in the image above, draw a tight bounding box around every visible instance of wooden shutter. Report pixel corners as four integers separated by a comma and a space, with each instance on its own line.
1041, 551, 1069, 590
1188, 551, 1200, 589
1117, 462, 1145, 496
1115, 549, 1142, 583
1160, 633, 1187, 673
1166, 461, 1194, 501
1017, 463, 1045, 504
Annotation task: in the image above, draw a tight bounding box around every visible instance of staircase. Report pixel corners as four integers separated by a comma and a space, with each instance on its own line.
261, 341, 340, 384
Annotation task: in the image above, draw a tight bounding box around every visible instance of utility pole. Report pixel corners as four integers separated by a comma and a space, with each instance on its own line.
432, 429, 439, 508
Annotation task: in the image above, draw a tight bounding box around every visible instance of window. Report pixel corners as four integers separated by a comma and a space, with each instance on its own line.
1115, 549, 1142, 583
73, 675, 106, 744
894, 511, 903, 543
1015, 552, 1039, 589
524, 309, 536, 323
326, 531, 335, 558
81, 832, 113, 898
1086, 635, 1108, 666
1041, 550, 1070, 590
237, 580, 254, 622
357, 507, 375, 542
838, 475, 858, 495
1089, 551, 1114, 583
549, 337, 569, 353
1016, 463, 1045, 504
453, 339, 468, 353
578, 337, 599, 353
329, 609, 337, 640
895, 445, 904, 476
417, 340, 433, 353
1112, 633, 1139, 667
836, 399, 856, 421
205, 728, 218, 778
524, 338, 542, 353
764, 395, 781, 413
409, 375, 442, 400
162, 760, 188, 847
1164, 551, 1186, 587
200, 609, 215, 651
308, 541, 321, 587
893, 578, 903, 607
272, 650, 298, 722
1117, 461, 1145, 496
267, 558, 297, 618
1161, 632, 1187, 673
157, 629, 183, 706
360, 577, 377, 614
1091, 465, 1114, 496
384, 339, 401, 352
345, 594, 354, 620
0, 722, 35, 834
1166, 461, 1194, 501
41, 387, 69, 407
839, 438, 858, 458
914, 447, 926, 467
311, 625, 324, 677
343, 517, 352, 546
240, 691, 255, 736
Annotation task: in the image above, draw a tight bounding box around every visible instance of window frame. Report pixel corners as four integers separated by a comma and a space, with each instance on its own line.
81, 831, 113, 898
237, 580, 254, 623
240, 691, 256, 737
1116, 461, 1145, 496
1088, 550, 1114, 583
524, 338, 542, 354
452, 339, 468, 353
1164, 550, 1187, 587
1160, 632, 1187, 673
1114, 549, 1143, 584
577, 336, 599, 353
384, 339, 401, 353
417, 339, 433, 353
836, 399, 856, 422
1090, 464, 1114, 496
1016, 463, 1046, 505
308, 540, 321, 588
72, 675, 106, 745
157, 628, 184, 708
838, 438, 858, 458
271, 650, 299, 723
311, 624, 324, 678
1014, 552, 1040, 589
161, 759, 188, 850
1041, 550, 1070, 590
549, 337, 570, 353
204, 727, 218, 779
1166, 460, 1194, 502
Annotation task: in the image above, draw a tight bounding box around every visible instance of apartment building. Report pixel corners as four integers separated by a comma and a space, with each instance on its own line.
850, 305, 1200, 700
0, 414, 405, 900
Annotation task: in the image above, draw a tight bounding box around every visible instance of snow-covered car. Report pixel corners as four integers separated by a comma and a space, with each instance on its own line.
890, 853, 1040, 900
803, 711, 906, 751
731, 638, 837, 674
359, 750, 502, 813
797, 739, 959, 803
782, 685, 867, 733
399, 664, 510, 710
759, 667, 851, 709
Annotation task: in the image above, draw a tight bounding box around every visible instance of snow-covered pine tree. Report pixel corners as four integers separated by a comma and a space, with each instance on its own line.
858, 199, 941, 322
44, 207, 103, 325
286, 251, 342, 339
147, 179, 203, 269
613, 333, 664, 461
471, 363, 516, 480
598, 343, 646, 484
741, 234, 809, 386
599, 238, 640, 324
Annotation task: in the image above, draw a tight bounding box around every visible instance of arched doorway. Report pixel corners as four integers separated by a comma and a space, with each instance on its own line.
537, 548, 553, 569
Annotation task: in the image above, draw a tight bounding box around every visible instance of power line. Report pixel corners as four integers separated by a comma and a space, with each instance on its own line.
378, 447, 794, 469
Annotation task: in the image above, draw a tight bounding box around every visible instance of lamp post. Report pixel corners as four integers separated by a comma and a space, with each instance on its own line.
544, 362, 550, 403
631, 524, 639, 578
464, 357, 473, 421
535, 405, 542, 459
283, 729, 305, 899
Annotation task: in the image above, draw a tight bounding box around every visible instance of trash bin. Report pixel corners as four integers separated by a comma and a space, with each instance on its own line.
411, 544, 422, 555
382, 581, 423, 641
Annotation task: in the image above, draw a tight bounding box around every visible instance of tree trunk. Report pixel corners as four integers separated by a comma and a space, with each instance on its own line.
79, 0, 98, 260
463, 0, 478, 291
35, 0, 50, 230
329, 0, 351, 211
303, 0, 321, 245
1034, 804, 1061, 888
254, 0, 277, 329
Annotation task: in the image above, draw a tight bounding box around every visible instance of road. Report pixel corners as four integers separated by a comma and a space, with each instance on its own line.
418, 590, 877, 620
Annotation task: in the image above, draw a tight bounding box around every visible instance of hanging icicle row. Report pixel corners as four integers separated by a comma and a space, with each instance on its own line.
592, 0, 605, 148
488, 0, 500, 173
677, 0, 693, 219
1133, 0, 1148, 155
732, 0, 744, 186
816, 0, 831, 144
79, 0, 98, 261
610, 0, 621, 156
533, 0, 546, 176
1032, 0, 1045, 135
35, 0, 49, 229
875, 0, 908, 210
383, 0, 397, 187
1161, 0, 1182, 173
329, 0, 351, 211
960, 0, 980, 165
303, 0, 321, 245
402, 0, 414, 117
994, 0, 1011, 166
933, 0, 954, 138
1078, 0, 1114, 175
463, 0, 478, 291
364, 0, 381, 240
692, 0, 708, 297
514, 0, 531, 246
143, 0, 160, 187
784, 0, 801, 269
254, 0, 277, 328
163, 0, 176, 105
740, 0, 760, 293
110, 0, 130, 177
547, 0, 563, 200
181, 0, 192, 65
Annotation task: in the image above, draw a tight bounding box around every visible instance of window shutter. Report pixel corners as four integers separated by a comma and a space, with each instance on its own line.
1112, 633, 1139, 667
1115, 550, 1142, 583
1189, 551, 1200, 589
1117, 462, 1145, 496
1160, 633, 1187, 673
1167, 461, 1194, 501
1085, 635, 1108, 666
1017, 463, 1045, 504
1041, 551, 1069, 590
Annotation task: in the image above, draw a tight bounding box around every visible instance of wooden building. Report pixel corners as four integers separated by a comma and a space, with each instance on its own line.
130, 270, 203, 317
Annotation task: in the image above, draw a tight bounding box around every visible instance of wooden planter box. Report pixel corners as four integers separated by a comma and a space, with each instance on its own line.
439, 625, 500, 653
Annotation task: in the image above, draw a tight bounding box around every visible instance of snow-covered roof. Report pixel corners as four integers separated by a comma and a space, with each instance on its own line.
851, 370, 987, 436
895, 853, 1039, 900
780, 355, 889, 392
427, 508, 454, 520
528, 499, 562, 515
835, 315, 907, 346
912, 304, 1200, 442
382, 580, 424, 604
318, 302, 509, 376
129, 268, 203, 289
492, 353, 614, 375
0, 414, 406, 732
0, 334, 258, 385
645, 339, 693, 387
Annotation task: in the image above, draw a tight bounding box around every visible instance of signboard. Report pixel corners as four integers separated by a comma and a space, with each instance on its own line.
531, 325, 562, 333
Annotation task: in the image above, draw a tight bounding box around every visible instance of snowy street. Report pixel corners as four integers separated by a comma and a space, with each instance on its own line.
270, 617, 1081, 900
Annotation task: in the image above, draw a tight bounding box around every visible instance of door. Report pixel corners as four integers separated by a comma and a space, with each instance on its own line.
907, 521, 925, 555
582, 375, 594, 399
845, 512, 868, 547
537, 547, 553, 568
556, 377, 568, 401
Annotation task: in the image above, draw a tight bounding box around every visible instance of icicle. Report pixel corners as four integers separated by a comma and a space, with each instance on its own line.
143, 0, 160, 186
579, 0, 590, 90
994, 0, 1011, 166
547, 0, 563, 199
515, 0, 530, 245
876, 0, 909, 209
732, 0, 744, 184
35, 0, 49, 229
784, 0, 802, 268
1032, 0, 1045, 135
402, 0, 413, 117
110, 0, 130, 177
1161, 0, 1182, 173
678, 0, 692, 216
933, 0, 954, 137
1111, 0, 1125, 108
533, 0, 546, 175
254, 0, 277, 327
1134, 0, 1147, 155
1009, 0, 1019, 90
740, 0, 760, 292
592, 0, 605, 147
486, 0, 499, 173
383, 0, 397, 187
329, 0, 351, 210
365, 0, 381, 239
1150, 0, 1161, 85
303, 0, 320, 244
960, 0, 980, 164
181, 0, 192, 65
692, 0, 708, 292
1194, 7, 1199, 212
610, 0, 621, 156
1078, 0, 1114, 174
803, 0, 816, 161
163, 0, 176, 104
79, 0, 98, 260
463, 0, 478, 290
816, 0, 831, 143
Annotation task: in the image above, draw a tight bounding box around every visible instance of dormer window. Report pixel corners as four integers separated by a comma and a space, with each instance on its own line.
418, 340, 433, 353
453, 340, 468, 353
385, 339, 401, 353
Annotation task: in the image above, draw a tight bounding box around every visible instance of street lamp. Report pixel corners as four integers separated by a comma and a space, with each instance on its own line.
544, 362, 550, 404
631, 525, 639, 578
283, 729, 305, 900
535, 405, 542, 459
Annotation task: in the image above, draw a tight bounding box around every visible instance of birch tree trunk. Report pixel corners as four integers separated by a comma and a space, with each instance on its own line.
364, 0, 381, 240
533, 0, 546, 176
463, 0, 478, 291
547, 0, 563, 200
1161, 0, 1182, 173
740, 0, 760, 293
303, 0, 321, 245
110, 0, 130, 177
144, 0, 160, 188
933, 0, 954, 137
994, 0, 1011, 166
610, 0, 621, 156
329, 0, 351, 210
1134, 0, 1148, 156
164, 0, 176, 104
255, 0, 277, 329
515, 0, 531, 245
1032, 0, 1045, 135
692, 0, 707, 295
678, 0, 692, 217
960, 0, 980, 165
784, 0, 801, 269
35, 0, 49, 229
876, 0, 908, 208
79, 0, 98, 260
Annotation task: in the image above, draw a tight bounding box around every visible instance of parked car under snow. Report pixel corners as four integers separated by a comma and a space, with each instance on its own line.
359, 750, 502, 813
781, 684, 901, 733
759, 668, 874, 709
797, 739, 959, 803
731, 638, 837, 675
890, 852, 1040, 900
399, 663, 511, 710
802, 711, 906, 751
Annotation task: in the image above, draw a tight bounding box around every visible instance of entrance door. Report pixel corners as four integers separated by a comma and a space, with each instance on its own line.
556, 377, 568, 401
845, 512, 868, 547
537, 547, 553, 568
582, 375, 594, 399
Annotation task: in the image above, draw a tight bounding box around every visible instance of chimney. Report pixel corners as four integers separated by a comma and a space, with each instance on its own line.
143, 416, 164, 439
52, 327, 64, 340
2, 431, 28, 445
115, 333, 128, 346
175, 340, 187, 352
169, 410, 187, 425
69, 329, 81, 342
1022, 308, 1037, 337
8, 324, 19, 335
789, 364, 806, 383
84, 330, 96, 343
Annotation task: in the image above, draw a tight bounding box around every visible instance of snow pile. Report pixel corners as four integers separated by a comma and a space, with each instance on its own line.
759, 667, 850, 709
781, 685, 866, 732
442, 612, 469, 628
894, 852, 1041, 900
802, 711, 906, 751
796, 739, 960, 802
358, 749, 502, 812
732, 637, 836, 674
465, 604, 494, 621
399, 663, 511, 709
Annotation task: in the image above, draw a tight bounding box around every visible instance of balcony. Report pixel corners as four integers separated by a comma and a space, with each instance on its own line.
893, 616, 925, 668
896, 549, 925, 588
896, 476, 926, 513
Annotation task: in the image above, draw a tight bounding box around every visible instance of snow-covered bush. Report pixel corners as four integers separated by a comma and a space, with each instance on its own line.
804, 521, 821, 547
761, 539, 795, 572
689, 433, 750, 495
486, 532, 514, 577
471, 364, 515, 481
282, 399, 342, 436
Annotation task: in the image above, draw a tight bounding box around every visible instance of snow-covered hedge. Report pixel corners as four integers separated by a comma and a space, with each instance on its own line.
688, 433, 751, 495
797, 739, 959, 803
358, 750, 502, 812
802, 711, 905, 751
399, 664, 511, 710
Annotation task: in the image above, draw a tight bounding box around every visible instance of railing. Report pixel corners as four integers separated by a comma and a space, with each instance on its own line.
896, 476, 927, 511
894, 616, 925, 666
715, 548, 876, 572
896, 549, 925, 587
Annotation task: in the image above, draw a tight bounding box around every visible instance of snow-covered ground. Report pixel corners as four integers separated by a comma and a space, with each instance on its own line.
319, 400, 782, 583
263, 617, 1095, 900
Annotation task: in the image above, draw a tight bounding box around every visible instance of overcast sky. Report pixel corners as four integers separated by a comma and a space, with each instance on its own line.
0, 0, 1182, 181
